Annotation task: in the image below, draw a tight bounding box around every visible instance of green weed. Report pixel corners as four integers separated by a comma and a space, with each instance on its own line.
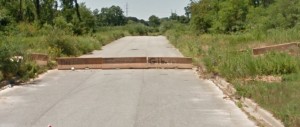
166, 26, 300, 127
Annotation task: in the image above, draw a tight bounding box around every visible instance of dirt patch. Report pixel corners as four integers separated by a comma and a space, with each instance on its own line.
201, 45, 209, 52
245, 76, 282, 83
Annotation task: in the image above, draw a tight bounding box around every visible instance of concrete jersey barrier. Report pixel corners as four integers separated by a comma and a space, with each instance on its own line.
56, 57, 193, 70
56, 57, 103, 70
252, 42, 299, 55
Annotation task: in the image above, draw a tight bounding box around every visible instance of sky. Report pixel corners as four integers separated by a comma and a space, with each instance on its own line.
77, 0, 190, 20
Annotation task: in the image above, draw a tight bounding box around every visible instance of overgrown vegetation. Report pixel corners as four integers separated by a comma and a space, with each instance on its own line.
235, 74, 300, 127
166, 22, 300, 127
0, 0, 159, 84
164, 0, 300, 126
1, 0, 299, 126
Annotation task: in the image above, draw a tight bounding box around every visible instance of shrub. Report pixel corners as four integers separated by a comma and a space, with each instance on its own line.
17, 62, 39, 81
39, 23, 54, 36
127, 23, 149, 35
47, 60, 57, 69
76, 36, 100, 54
53, 16, 73, 34
16, 23, 38, 37
0, 8, 12, 31
159, 21, 177, 34
0, 42, 24, 79
47, 35, 80, 56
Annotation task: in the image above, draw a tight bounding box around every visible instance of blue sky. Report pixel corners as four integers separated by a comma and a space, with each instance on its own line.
77, 0, 190, 20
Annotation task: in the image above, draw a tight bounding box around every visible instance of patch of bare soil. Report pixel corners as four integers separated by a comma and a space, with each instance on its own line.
245, 76, 282, 83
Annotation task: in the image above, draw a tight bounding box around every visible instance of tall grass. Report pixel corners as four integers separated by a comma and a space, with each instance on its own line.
235, 73, 300, 127
165, 24, 300, 127
0, 24, 133, 82
0, 22, 158, 82
210, 51, 300, 80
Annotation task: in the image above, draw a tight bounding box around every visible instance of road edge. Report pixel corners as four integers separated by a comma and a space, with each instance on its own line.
194, 67, 285, 127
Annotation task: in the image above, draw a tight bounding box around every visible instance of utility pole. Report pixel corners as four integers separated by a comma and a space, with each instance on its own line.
126, 3, 128, 16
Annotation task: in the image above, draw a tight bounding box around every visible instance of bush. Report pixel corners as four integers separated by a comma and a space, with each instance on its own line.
16, 23, 38, 37
76, 36, 100, 54
17, 62, 39, 81
47, 60, 57, 69
0, 8, 13, 31
0, 42, 24, 79
159, 21, 177, 34
127, 23, 150, 35
47, 35, 80, 56
53, 16, 73, 34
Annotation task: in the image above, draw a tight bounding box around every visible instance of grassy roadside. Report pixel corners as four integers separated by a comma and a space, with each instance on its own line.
165, 24, 300, 127
0, 28, 124, 83
0, 23, 155, 85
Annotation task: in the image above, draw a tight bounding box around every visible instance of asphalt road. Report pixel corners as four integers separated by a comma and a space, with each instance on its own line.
81, 36, 183, 57
0, 36, 256, 127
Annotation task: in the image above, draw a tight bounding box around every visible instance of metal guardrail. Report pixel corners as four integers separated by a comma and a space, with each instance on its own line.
56, 57, 193, 70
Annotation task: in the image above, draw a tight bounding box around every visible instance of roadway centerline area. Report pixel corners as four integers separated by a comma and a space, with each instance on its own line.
0, 36, 255, 127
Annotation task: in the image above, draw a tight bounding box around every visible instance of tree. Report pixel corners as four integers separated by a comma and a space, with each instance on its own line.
35, 0, 40, 20
40, 0, 58, 24
191, 0, 248, 33
190, 0, 215, 33
74, 0, 81, 21
77, 3, 95, 33
60, 0, 75, 22
126, 17, 139, 23
97, 6, 126, 26
19, 0, 23, 21
23, 0, 36, 22
148, 15, 160, 27
0, 9, 12, 31
184, 2, 192, 19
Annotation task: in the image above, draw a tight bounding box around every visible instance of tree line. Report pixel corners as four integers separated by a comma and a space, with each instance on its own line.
190, 0, 300, 33
0, 0, 190, 35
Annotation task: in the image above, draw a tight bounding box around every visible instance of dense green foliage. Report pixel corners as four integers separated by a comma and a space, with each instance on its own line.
0, 0, 160, 83
93, 6, 126, 26
148, 15, 160, 27
190, 0, 300, 34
